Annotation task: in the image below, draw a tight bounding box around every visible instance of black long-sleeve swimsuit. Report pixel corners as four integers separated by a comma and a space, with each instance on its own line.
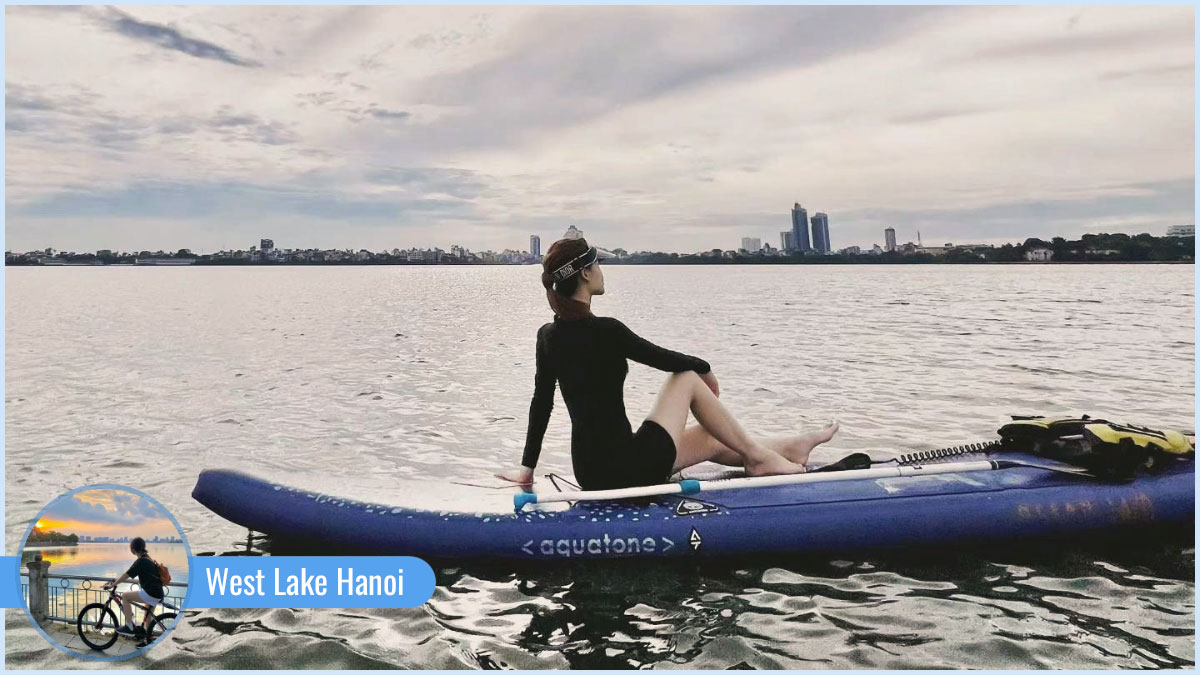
522, 314, 711, 490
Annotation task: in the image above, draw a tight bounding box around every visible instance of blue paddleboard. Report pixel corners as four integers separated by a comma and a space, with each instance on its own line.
191, 454, 1194, 559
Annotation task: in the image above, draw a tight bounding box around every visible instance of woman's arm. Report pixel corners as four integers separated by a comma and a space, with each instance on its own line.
105, 572, 131, 589
519, 325, 557, 471
606, 318, 711, 374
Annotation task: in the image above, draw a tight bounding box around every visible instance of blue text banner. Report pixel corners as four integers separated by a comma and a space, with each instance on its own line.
187, 556, 435, 608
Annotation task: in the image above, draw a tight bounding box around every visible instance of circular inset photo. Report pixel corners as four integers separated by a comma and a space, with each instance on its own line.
18, 485, 190, 660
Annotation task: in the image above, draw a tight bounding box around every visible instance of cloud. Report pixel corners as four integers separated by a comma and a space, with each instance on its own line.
5, 83, 98, 118
93, 7, 260, 67
366, 108, 411, 121
5, 84, 160, 152
87, 118, 145, 149
405, 6, 947, 149
364, 167, 486, 198
3, 6, 1192, 253
210, 108, 299, 145
888, 106, 995, 126
962, 19, 1193, 63
9, 177, 481, 222
5, 85, 299, 150
43, 490, 167, 527
6, 87, 57, 112
1099, 63, 1193, 82
407, 21, 490, 52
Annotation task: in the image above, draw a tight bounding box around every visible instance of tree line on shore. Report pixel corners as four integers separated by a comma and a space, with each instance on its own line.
7, 232, 1193, 265
27, 530, 79, 545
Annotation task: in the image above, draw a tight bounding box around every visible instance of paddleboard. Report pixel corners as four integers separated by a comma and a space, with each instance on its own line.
191, 453, 1194, 559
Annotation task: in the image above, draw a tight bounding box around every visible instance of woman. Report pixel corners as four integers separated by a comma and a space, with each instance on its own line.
103, 536, 164, 638
500, 237, 838, 491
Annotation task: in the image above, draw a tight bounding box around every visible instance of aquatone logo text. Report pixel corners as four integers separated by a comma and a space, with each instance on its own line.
522, 533, 680, 557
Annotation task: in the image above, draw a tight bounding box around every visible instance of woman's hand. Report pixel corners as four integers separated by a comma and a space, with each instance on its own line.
700, 371, 720, 398
496, 466, 535, 489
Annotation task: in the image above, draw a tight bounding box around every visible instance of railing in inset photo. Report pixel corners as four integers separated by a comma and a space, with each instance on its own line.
21, 559, 188, 626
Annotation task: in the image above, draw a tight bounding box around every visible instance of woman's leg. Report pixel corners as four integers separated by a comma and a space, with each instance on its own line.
675, 422, 840, 470
645, 371, 804, 477
118, 592, 136, 628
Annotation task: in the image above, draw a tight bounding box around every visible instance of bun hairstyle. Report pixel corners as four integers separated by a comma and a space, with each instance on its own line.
541, 238, 596, 320
130, 537, 147, 555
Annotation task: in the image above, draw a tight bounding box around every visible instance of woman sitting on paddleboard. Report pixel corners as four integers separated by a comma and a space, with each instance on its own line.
500, 237, 838, 491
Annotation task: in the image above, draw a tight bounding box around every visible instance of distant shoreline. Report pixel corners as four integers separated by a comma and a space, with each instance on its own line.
8, 232, 1194, 266
5, 259, 1193, 267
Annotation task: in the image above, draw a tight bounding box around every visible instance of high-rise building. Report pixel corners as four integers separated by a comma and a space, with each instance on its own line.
530, 235, 541, 257
780, 231, 792, 251
884, 228, 897, 252
790, 203, 811, 251
810, 213, 830, 253
260, 238, 275, 253
740, 237, 761, 252
563, 225, 583, 240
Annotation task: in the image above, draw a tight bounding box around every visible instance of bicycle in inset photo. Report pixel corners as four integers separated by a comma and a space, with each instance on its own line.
75, 585, 179, 651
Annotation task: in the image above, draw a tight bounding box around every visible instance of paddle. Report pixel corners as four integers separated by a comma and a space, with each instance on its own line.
512, 456, 1093, 511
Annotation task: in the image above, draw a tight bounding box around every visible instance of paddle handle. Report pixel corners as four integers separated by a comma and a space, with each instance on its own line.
514, 460, 1000, 511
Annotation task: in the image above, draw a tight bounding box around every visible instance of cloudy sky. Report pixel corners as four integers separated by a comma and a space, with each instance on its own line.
5, 5, 1194, 254
33, 489, 177, 539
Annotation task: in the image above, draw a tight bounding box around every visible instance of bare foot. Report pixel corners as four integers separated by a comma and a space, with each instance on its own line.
782, 421, 840, 466
745, 452, 808, 478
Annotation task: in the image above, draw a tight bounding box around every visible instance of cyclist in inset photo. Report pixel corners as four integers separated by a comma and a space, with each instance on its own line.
102, 537, 165, 639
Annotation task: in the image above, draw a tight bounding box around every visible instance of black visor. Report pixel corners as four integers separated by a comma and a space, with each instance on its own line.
551, 246, 614, 282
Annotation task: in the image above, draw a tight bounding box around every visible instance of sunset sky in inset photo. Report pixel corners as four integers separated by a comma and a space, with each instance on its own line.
31, 489, 178, 540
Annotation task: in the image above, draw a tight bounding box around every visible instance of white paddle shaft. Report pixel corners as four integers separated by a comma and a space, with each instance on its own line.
515, 459, 999, 510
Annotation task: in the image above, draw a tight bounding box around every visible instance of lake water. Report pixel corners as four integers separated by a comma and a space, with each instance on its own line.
20, 543, 189, 580
4, 264, 1194, 668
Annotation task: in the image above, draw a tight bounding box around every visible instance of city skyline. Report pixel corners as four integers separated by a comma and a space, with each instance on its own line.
10, 216, 1194, 260
11, 220, 1193, 265
6, 6, 1193, 253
